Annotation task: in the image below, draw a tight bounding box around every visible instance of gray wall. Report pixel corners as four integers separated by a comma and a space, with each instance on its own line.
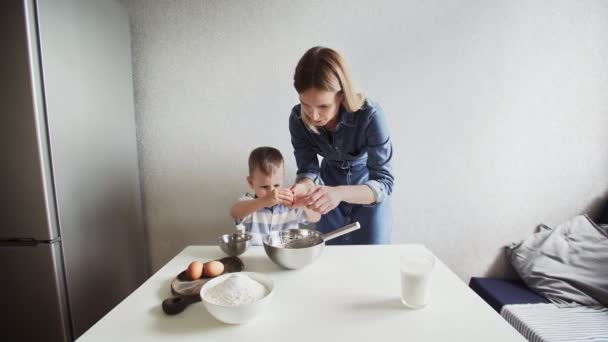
126, 0, 608, 280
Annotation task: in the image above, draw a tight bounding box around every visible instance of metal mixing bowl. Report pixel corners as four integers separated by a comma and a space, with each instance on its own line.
263, 229, 324, 269
218, 231, 252, 256
263, 222, 360, 269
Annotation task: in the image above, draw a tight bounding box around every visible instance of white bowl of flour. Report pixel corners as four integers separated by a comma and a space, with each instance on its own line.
200, 272, 274, 324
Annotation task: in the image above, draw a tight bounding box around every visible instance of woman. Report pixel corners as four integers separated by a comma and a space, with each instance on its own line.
289, 46, 394, 245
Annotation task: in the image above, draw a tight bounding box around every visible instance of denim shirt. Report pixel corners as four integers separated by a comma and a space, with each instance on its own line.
289, 98, 394, 203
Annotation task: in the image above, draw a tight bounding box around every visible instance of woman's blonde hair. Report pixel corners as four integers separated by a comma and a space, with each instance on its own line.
294, 47, 365, 133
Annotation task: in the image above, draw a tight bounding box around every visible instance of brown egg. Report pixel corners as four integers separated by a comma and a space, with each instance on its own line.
203, 260, 225, 277
186, 261, 203, 280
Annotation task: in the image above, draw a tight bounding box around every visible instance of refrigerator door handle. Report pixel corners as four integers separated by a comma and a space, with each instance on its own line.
0, 237, 61, 247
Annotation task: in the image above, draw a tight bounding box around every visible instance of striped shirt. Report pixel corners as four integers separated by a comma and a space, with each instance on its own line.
235, 193, 306, 245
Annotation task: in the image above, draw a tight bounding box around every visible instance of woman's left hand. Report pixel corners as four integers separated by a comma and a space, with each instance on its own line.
305, 186, 342, 214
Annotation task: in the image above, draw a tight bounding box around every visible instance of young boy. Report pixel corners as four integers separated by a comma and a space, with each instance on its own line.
230, 146, 321, 245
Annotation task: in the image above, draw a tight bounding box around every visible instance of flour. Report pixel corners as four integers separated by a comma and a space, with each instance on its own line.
204, 274, 268, 306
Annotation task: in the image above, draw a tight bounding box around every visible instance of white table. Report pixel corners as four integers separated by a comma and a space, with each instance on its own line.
78, 245, 526, 341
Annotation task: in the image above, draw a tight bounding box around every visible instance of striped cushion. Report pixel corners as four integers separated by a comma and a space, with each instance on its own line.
501, 303, 608, 342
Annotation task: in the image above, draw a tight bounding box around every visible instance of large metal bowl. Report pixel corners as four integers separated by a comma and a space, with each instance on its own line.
263, 222, 360, 269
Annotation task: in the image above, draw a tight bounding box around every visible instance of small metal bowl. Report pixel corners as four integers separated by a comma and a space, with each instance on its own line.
218, 232, 252, 256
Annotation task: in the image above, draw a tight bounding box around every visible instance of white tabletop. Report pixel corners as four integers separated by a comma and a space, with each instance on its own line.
78, 245, 525, 341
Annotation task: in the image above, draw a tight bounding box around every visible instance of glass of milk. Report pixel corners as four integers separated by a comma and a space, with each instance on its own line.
400, 248, 435, 309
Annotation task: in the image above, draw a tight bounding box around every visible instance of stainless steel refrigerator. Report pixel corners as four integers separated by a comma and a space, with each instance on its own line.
1, 1, 148, 341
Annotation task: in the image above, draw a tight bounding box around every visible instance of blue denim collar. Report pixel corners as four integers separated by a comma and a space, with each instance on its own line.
337, 105, 356, 127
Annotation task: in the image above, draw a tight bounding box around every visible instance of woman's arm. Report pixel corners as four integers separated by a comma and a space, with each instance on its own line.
304, 185, 374, 214
362, 104, 394, 203
333, 185, 375, 204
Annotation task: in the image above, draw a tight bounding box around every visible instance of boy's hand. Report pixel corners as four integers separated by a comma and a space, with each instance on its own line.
263, 188, 294, 207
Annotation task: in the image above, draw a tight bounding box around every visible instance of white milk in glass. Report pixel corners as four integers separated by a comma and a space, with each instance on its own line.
400, 249, 435, 308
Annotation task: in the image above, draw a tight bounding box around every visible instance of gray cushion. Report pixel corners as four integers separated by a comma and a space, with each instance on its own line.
506, 215, 608, 307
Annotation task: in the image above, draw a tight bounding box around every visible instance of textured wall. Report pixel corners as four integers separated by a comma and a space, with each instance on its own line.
126, 0, 608, 281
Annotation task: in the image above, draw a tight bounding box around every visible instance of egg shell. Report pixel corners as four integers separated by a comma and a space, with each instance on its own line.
203, 260, 225, 277
186, 261, 204, 280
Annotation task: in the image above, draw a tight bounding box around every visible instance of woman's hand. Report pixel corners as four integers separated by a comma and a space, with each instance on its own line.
289, 182, 313, 207
304, 186, 343, 214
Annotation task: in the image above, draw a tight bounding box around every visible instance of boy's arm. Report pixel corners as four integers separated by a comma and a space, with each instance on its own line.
302, 207, 321, 223
230, 198, 269, 220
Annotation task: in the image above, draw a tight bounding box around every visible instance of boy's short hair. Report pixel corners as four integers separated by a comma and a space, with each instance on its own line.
248, 147, 284, 175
